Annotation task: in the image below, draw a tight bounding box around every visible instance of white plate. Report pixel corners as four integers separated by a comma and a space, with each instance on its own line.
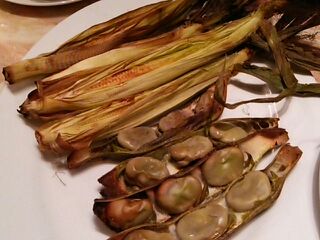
1, 1, 320, 239
5, 0, 83, 7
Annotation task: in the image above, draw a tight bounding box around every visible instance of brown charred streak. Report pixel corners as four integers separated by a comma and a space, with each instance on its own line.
258, 128, 288, 139
99, 170, 129, 198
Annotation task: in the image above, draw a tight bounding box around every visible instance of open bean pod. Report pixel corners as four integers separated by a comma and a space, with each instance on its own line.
69, 115, 278, 168
98, 122, 287, 201
94, 168, 208, 231
209, 117, 280, 145
107, 144, 302, 240
67, 82, 225, 169
93, 128, 289, 231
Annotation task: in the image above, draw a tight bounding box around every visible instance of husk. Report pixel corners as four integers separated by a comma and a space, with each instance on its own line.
3, 0, 201, 84
35, 49, 250, 153
21, 11, 263, 116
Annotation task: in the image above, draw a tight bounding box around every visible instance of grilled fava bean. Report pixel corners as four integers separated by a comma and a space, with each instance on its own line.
98, 199, 155, 230
125, 157, 169, 187
176, 203, 229, 240
159, 110, 190, 132
156, 175, 202, 214
226, 171, 272, 212
210, 122, 248, 142
169, 135, 213, 166
202, 147, 244, 186
117, 127, 158, 151
125, 230, 175, 240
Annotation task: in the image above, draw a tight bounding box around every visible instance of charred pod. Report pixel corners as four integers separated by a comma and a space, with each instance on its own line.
111, 144, 302, 240
209, 118, 279, 143
93, 198, 156, 231
124, 230, 175, 240
99, 126, 289, 200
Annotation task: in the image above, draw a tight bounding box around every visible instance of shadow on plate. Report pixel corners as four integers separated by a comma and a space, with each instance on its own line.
93, 214, 115, 237
312, 145, 320, 239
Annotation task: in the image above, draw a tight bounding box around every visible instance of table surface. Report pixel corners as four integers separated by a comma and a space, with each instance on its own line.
0, 0, 98, 84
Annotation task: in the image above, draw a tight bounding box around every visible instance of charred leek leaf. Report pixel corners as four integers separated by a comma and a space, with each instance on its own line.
260, 21, 298, 90
239, 64, 320, 97
218, 20, 320, 109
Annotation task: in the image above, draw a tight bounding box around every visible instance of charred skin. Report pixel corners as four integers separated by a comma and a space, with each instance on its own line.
93, 199, 156, 231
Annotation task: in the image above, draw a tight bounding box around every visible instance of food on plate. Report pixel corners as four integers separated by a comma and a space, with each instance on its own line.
93, 123, 289, 232
169, 135, 214, 166
104, 144, 302, 240
3, 0, 204, 83
124, 157, 170, 188
97, 118, 286, 201
3, 0, 320, 238
93, 198, 156, 231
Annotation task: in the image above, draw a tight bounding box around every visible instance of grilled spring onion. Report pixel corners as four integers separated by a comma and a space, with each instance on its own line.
250, 6, 320, 72
2, 0, 202, 84
216, 20, 320, 109
35, 49, 251, 153
20, 10, 264, 118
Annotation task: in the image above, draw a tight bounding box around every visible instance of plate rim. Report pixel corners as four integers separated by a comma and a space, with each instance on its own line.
4, 0, 83, 7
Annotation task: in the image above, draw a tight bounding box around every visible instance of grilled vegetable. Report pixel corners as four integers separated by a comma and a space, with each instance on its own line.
176, 203, 229, 240
20, 10, 262, 117
35, 49, 249, 153
156, 175, 203, 214
35, 23, 204, 96
93, 198, 156, 231
3, 0, 203, 84
117, 127, 159, 151
124, 157, 170, 188
93, 126, 287, 232
226, 171, 272, 212
97, 125, 288, 201
202, 147, 245, 186
66, 71, 231, 168
107, 144, 302, 240
169, 135, 214, 167
124, 230, 174, 240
